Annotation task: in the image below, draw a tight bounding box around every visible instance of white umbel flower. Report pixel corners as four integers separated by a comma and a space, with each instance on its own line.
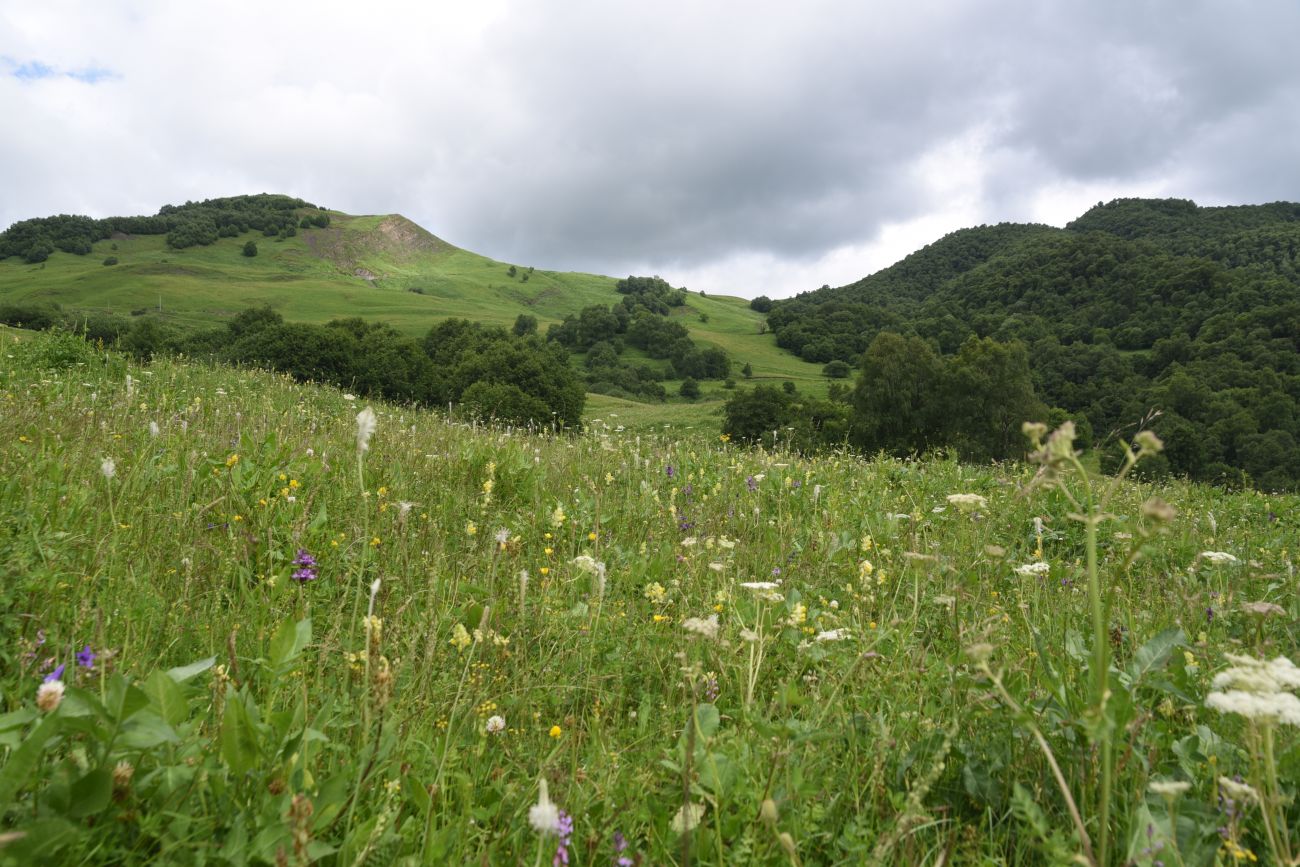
1200, 551, 1239, 566
681, 614, 720, 640
100, 457, 116, 479
946, 493, 988, 512
814, 628, 851, 642
355, 407, 377, 453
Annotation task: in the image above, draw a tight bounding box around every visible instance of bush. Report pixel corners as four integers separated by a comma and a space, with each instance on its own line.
822, 360, 852, 378
679, 377, 701, 399
243, 241, 258, 257
102, 256, 118, 266
749, 295, 773, 313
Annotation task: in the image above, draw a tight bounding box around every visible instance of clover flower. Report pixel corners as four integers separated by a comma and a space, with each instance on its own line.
485, 715, 505, 734
36, 679, 64, 713
529, 777, 560, 834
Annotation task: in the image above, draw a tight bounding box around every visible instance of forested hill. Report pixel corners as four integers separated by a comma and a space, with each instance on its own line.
767, 198, 1300, 490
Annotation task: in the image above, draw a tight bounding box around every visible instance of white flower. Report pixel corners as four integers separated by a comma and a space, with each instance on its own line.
1199, 551, 1239, 565
528, 777, 560, 834
1206, 690, 1300, 725
36, 680, 64, 713
670, 802, 706, 834
739, 581, 780, 591
1212, 653, 1300, 693
681, 537, 698, 547
708, 562, 726, 572
494, 528, 510, 545
814, 628, 851, 642
681, 614, 720, 640
1217, 776, 1259, 803
148, 421, 160, 437
1014, 562, 1051, 578
739, 628, 760, 643
355, 407, 377, 453
485, 715, 505, 734
100, 457, 116, 479
343, 393, 357, 401
946, 493, 988, 512
1148, 779, 1192, 798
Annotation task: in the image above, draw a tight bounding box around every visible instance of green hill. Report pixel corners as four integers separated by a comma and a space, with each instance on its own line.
766, 198, 1300, 490
0, 196, 828, 422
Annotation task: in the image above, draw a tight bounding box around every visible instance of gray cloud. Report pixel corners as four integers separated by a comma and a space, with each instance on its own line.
2, 0, 1299, 297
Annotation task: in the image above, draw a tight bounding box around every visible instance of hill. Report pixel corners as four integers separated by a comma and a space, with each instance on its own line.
766, 198, 1300, 490
0, 195, 829, 421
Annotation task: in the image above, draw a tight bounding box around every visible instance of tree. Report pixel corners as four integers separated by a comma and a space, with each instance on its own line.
822, 360, 852, 379
679, 377, 701, 399
750, 296, 773, 313
742, 362, 753, 378
512, 314, 538, 337
851, 332, 946, 456
243, 241, 258, 257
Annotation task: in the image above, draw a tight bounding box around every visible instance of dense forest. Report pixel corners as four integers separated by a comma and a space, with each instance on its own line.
0, 194, 327, 261
763, 199, 1300, 490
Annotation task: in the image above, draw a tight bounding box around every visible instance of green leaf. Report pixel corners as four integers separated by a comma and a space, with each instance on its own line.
118, 710, 179, 750
221, 690, 261, 776
0, 817, 79, 862
105, 674, 149, 724
693, 703, 721, 739
144, 669, 189, 726
165, 656, 216, 683
268, 618, 312, 675
1127, 627, 1185, 686
67, 767, 112, 818
0, 713, 60, 805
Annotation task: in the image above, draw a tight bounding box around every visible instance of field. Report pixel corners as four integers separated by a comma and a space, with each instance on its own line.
1, 330, 1298, 865
0, 213, 831, 426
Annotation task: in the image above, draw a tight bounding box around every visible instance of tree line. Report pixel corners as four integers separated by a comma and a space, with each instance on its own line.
760, 199, 1300, 490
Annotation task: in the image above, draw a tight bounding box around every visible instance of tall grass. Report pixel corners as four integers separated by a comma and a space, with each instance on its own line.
1, 329, 1297, 865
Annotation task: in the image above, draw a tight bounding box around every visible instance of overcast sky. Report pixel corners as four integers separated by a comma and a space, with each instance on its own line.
3, 1, 1298, 298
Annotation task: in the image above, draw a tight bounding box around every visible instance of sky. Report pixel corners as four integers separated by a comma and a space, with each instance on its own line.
2, 1, 1299, 299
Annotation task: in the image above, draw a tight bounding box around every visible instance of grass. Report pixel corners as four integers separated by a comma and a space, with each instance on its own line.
1, 329, 1297, 865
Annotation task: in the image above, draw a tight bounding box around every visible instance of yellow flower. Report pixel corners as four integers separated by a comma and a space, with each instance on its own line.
450, 623, 472, 651
539, 567, 550, 576
466, 521, 477, 536
587, 532, 597, 542
653, 614, 669, 623
549, 725, 562, 738
719, 434, 730, 442
289, 479, 299, 489
225, 454, 239, 467
370, 536, 381, 547
544, 547, 554, 556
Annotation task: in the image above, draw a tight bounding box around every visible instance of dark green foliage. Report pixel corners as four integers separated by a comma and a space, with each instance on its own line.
822, 359, 851, 378
749, 295, 773, 313
242, 241, 258, 257
615, 275, 686, 314
850, 332, 1043, 461
722, 384, 853, 452
512, 313, 538, 336
679, 377, 700, 399
1, 194, 320, 258
767, 200, 1300, 489
102, 256, 118, 266
507, 265, 517, 278
118, 318, 177, 361
0, 302, 59, 330
742, 362, 753, 378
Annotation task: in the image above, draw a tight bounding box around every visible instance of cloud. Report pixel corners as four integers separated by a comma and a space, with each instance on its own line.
2, 0, 1299, 297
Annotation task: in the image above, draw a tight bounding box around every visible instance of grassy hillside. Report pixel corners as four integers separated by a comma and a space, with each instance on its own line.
2, 329, 1297, 864
0, 208, 828, 417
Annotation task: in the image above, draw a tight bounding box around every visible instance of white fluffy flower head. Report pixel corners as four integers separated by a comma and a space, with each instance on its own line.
355, 407, 377, 453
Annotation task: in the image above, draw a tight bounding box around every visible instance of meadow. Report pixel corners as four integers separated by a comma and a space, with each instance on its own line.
1, 328, 1297, 865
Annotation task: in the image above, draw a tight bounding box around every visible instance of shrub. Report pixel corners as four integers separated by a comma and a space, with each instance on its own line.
242, 241, 258, 257
102, 256, 118, 266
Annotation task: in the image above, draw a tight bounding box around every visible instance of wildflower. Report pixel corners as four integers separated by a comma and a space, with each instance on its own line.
946, 493, 987, 512
550, 504, 566, 528
36, 679, 64, 713
466, 521, 477, 536
814, 628, 851, 642
1200, 551, 1239, 566
1205, 653, 1300, 725
100, 457, 116, 479
613, 831, 633, 867
670, 802, 705, 834
1217, 776, 1259, 803
291, 549, 319, 583
1148, 779, 1192, 798
644, 582, 667, 605
739, 581, 780, 591
44, 663, 65, 683
450, 623, 472, 651
1014, 562, 1051, 578
549, 724, 562, 738
485, 715, 505, 734
76, 645, 96, 668
665, 465, 674, 478
681, 614, 720, 640
494, 528, 510, 546
355, 407, 377, 453
149, 421, 160, 437
1242, 601, 1285, 618
529, 777, 560, 834
553, 811, 574, 866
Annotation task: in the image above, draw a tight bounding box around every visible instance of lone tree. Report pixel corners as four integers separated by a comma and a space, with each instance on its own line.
679, 377, 701, 399
242, 240, 258, 257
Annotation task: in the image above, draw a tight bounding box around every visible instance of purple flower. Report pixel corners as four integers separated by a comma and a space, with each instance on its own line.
292, 549, 317, 568
665, 465, 674, 478
76, 645, 96, 668
292, 568, 318, 583
44, 663, 65, 683
553, 811, 574, 866
746, 475, 757, 492
613, 831, 633, 866
291, 549, 319, 582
